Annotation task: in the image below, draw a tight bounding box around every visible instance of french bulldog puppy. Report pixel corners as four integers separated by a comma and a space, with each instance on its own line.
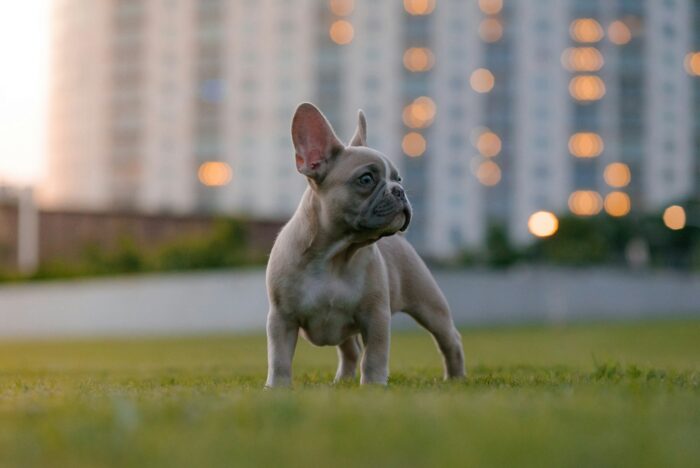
265, 103, 465, 387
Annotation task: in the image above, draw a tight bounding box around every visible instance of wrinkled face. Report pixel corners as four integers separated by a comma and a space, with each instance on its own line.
291, 102, 412, 241
320, 147, 412, 238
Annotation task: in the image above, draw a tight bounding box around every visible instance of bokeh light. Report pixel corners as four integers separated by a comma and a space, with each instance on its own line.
663, 205, 686, 230
478, 0, 503, 15
604, 192, 631, 217
402, 96, 436, 129
570, 18, 604, 43
569, 75, 606, 101
476, 131, 502, 157
684, 52, 700, 76
568, 132, 604, 158
329, 20, 354, 45
568, 190, 603, 216
404, 0, 435, 15
475, 160, 501, 186
403, 47, 435, 72
329, 0, 354, 16
402, 132, 427, 157
528, 211, 559, 238
561, 47, 604, 72
198, 162, 232, 187
479, 18, 503, 43
470, 68, 495, 93
604, 162, 631, 188
608, 20, 631, 45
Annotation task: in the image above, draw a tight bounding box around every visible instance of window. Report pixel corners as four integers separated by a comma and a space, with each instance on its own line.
449, 105, 464, 121
365, 76, 381, 91
199, 79, 225, 103
662, 23, 676, 39
449, 76, 465, 91
449, 134, 465, 150
533, 163, 549, 179
533, 135, 549, 150
449, 225, 463, 248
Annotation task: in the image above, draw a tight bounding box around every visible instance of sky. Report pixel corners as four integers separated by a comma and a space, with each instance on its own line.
0, 1, 51, 187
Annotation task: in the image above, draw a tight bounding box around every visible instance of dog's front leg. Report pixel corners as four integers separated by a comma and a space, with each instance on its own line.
265, 309, 298, 388
335, 336, 362, 382
359, 309, 391, 385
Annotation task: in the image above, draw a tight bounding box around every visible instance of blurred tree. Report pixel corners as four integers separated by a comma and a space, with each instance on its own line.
156, 218, 253, 270
485, 224, 519, 268
529, 216, 610, 265
16, 218, 266, 281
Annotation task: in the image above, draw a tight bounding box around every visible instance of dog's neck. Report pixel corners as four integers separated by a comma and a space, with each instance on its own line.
293, 188, 371, 271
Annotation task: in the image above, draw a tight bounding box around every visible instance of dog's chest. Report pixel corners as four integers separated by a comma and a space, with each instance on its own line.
288, 271, 364, 345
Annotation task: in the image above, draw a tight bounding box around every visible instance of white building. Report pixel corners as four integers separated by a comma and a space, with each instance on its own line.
45, 0, 700, 258
45, 0, 314, 217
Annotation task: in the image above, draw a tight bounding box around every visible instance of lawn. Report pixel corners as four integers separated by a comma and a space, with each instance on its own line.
0, 320, 698, 468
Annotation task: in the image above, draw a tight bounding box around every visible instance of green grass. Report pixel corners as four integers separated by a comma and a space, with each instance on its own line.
0, 320, 699, 468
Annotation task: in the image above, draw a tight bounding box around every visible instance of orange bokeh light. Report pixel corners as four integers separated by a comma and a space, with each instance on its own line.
475, 160, 501, 186
329, 20, 354, 45
608, 20, 631, 45
568, 190, 603, 216
402, 132, 427, 157
604, 163, 631, 188
604, 191, 631, 217
198, 162, 232, 187
404, 0, 435, 15
569, 75, 606, 101
470, 68, 495, 93
568, 132, 604, 158
570, 18, 604, 43
684, 52, 700, 76
479, 18, 503, 43
403, 47, 435, 72
561, 47, 604, 72
329, 0, 354, 16
478, 0, 503, 15
402, 96, 436, 129
476, 131, 502, 157
663, 205, 686, 230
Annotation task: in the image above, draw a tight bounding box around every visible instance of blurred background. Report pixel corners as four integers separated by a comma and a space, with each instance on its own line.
1, 0, 700, 335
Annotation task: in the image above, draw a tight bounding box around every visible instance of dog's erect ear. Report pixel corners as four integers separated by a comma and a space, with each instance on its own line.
348, 110, 367, 147
291, 103, 344, 181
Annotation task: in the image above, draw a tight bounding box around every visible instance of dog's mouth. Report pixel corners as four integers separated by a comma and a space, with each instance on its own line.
355, 205, 410, 237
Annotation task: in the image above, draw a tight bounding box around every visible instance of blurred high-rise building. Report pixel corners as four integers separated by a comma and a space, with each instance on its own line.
45, 0, 700, 258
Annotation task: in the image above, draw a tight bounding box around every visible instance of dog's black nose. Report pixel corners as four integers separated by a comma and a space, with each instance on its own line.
392, 186, 406, 200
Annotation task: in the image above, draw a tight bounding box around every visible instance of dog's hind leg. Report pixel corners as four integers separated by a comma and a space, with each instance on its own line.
334, 335, 362, 382
403, 296, 466, 380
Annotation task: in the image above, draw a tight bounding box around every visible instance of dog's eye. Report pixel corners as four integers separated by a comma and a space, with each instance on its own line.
358, 173, 374, 185
396, 176, 402, 183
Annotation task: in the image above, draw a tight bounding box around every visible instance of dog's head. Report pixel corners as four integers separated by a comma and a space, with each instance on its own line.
291, 102, 412, 240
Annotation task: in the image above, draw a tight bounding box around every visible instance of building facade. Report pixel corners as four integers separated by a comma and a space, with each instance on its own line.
45, 0, 700, 257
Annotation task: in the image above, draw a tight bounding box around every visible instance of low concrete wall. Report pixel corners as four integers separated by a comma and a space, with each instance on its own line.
0, 268, 698, 337
434, 268, 700, 324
